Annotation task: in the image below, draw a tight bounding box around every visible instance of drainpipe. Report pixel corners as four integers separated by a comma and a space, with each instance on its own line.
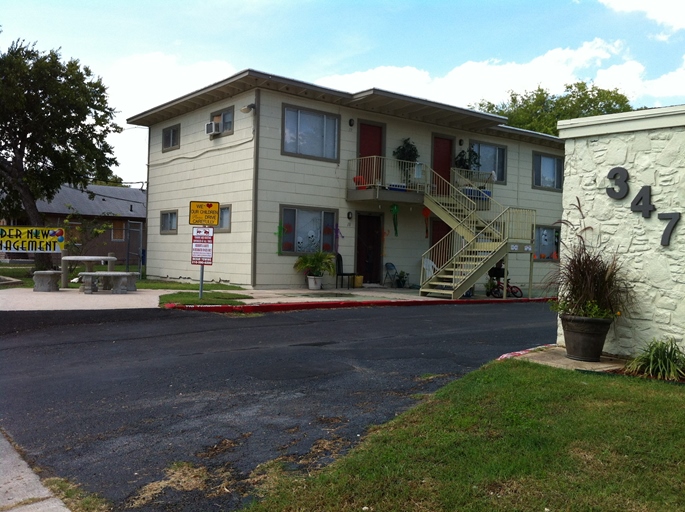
250, 89, 261, 288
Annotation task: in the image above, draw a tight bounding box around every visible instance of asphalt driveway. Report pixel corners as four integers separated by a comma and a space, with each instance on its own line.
0, 303, 557, 511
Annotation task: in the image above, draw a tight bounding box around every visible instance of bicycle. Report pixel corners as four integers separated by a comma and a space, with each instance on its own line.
490, 278, 523, 298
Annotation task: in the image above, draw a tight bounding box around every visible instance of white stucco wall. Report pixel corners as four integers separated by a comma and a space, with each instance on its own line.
558, 106, 685, 355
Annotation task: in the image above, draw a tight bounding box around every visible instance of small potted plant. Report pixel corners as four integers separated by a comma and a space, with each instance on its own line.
547, 199, 635, 361
293, 250, 336, 290
396, 270, 409, 288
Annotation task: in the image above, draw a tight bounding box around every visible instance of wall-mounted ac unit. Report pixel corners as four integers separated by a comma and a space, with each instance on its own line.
205, 122, 220, 135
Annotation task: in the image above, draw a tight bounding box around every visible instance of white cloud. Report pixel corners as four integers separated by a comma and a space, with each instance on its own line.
598, 0, 685, 32
317, 39, 624, 108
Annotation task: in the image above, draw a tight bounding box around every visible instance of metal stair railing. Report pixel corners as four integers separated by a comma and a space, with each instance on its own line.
451, 167, 494, 199
420, 207, 535, 295
424, 168, 477, 223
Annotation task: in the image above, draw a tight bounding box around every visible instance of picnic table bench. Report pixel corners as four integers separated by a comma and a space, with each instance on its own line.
33, 270, 62, 292
78, 271, 139, 294
61, 255, 117, 289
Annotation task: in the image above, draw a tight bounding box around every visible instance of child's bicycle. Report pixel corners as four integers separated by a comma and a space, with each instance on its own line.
488, 278, 523, 298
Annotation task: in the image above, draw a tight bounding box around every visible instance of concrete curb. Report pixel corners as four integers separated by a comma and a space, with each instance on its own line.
164, 297, 552, 313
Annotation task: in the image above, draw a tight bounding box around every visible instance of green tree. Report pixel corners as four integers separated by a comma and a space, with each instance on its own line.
0, 38, 122, 268
472, 82, 633, 136
61, 206, 114, 273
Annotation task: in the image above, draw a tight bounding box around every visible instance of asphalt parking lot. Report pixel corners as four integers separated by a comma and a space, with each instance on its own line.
0, 303, 557, 511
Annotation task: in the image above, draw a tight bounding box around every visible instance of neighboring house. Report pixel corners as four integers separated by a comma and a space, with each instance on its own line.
128, 69, 563, 295
557, 105, 685, 355
1, 185, 147, 265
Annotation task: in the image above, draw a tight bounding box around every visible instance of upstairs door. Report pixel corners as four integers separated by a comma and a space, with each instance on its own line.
358, 123, 384, 185
432, 136, 454, 183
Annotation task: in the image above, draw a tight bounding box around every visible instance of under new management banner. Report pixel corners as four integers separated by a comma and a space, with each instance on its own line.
0, 227, 66, 253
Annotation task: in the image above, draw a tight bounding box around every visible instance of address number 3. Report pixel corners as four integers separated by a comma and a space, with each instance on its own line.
606, 166, 680, 246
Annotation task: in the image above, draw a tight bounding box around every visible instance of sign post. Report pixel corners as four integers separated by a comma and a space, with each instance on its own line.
189, 201, 219, 299
191, 227, 214, 298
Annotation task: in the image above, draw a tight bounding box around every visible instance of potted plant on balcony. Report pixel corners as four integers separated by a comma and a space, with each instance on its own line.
293, 250, 336, 290
548, 199, 635, 361
392, 138, 419, 187
454, 147, 480, 170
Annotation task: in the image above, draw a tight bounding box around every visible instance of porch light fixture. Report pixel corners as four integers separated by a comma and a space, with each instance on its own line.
240, 103, 256, 114
347, 211, 353, 220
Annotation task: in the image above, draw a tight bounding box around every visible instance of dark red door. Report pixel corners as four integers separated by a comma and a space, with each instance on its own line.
430, 218, 451, 267
356, 214, 382, 283
432, 136, 454, 182
359, 123, 383, 157
358, 123, 384, 186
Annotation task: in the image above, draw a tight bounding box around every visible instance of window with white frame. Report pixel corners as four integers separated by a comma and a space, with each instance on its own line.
162, 124, 180, 152
111, 220, 125, 241
533, 153, 563, 190
472, 141, 506, 182
282, 105, 340, 162
279, 206, 336, 254
210, 107, 234, 137
216, 205, 231, 233
160, 210, 178, 235
534, 225, 560, 261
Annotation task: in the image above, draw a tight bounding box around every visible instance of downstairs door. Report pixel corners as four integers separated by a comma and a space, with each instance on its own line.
356, 213, 383, 283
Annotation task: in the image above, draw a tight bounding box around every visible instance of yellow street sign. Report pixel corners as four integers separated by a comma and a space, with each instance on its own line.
189, 201, 220, 226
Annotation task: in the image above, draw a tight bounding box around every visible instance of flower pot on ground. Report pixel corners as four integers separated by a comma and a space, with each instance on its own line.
306, 275, 323, 290
293, 250, 336, 290
547, 199, 635, 362
559, 315, 613, 362
395, 270, 409, 288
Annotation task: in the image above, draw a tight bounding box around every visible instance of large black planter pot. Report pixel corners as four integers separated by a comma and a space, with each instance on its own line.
560, 314, 613, 362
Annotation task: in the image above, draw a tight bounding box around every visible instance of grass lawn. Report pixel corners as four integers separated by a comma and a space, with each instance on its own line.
246, 359, 685, 512
0, 263, 242, 292
158, 291, 252, 306
0, 263, 34, 287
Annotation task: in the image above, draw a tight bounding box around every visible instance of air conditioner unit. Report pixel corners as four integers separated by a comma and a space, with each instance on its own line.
205, 122, 220, 135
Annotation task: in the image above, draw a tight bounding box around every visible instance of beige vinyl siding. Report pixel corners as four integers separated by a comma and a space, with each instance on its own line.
146, 94, 257, 285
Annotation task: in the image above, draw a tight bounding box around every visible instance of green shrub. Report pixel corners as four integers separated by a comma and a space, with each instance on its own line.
625, 337, 685, 382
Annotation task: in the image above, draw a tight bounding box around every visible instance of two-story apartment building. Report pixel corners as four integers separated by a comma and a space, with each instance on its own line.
128, 70, 563, 296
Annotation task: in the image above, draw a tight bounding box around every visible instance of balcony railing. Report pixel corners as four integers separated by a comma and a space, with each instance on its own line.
348, 156, 427, 193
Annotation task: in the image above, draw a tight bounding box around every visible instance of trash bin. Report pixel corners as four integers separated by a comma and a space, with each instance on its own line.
353, 275, 363, 288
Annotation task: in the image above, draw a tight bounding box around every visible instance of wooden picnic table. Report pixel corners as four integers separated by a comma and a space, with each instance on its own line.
61, 255, 117, 289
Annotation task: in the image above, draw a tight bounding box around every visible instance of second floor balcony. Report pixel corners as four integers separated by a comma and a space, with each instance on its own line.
347, 156, 494, 208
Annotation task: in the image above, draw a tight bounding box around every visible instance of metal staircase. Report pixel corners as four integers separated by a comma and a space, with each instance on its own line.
419, 167, 535, 299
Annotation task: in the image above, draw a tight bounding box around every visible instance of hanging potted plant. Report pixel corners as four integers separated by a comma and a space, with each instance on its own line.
392, 138, 419, 186
293, 250, 336, 290
547, 199, 635, 361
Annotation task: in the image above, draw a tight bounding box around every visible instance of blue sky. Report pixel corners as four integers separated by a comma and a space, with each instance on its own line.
2, 0, 684, 184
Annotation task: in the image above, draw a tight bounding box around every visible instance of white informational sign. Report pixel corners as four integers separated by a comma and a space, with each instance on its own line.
191, 227, 214, 265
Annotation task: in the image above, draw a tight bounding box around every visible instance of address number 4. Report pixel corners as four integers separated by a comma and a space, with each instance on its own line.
606, 166, 681, 246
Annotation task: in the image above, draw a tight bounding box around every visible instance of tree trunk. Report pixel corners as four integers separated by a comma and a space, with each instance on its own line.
14, 179, 53, 270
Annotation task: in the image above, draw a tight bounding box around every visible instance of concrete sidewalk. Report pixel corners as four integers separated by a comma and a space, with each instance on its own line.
0, 434, 69, 511
0, 284, 458, 311
0, 284, 624, 512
